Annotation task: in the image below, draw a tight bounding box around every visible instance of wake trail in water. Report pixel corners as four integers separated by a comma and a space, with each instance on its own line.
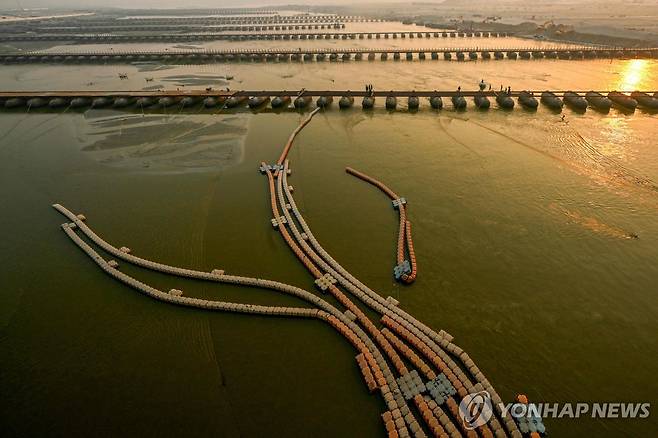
438, 117, 483, 158
553, 124, 657, 192
0, 114, 30, 143
549, 202, 639, 240
470, 119, 658, 195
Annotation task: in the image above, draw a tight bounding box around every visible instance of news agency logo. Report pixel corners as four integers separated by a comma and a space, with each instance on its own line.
458, 389, 651, 430
459, 390, 494, 430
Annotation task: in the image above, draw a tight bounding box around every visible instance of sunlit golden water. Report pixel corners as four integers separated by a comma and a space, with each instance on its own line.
1, 33, 657, 438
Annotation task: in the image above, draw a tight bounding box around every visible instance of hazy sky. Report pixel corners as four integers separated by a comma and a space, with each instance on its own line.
7, 0, 421, 9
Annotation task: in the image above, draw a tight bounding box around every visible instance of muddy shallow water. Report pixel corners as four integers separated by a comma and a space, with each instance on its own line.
1, 34, 657, 438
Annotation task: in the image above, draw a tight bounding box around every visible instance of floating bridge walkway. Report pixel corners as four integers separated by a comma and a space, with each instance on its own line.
52, 105, 546, 437
2, 89, 656, 113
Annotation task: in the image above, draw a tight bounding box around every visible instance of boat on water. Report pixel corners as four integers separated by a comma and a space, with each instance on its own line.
585, 91, 612, 112
541, 91, 563, 111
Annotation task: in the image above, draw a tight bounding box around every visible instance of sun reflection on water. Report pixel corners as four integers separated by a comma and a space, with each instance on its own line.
599, 117, 630, 161
617, 59, 650, 91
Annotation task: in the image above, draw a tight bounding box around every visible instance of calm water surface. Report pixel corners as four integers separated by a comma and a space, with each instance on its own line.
1, 39, 657, 438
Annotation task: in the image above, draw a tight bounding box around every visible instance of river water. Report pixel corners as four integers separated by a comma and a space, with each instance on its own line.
1, 19, 658, 438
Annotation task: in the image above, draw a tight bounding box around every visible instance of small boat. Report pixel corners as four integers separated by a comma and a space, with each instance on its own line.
203, 97, 218, 108
361, 96, 375, 109
607, 91, 637, 111
541, 91, 563, 112
429, 95, 443, 110
585, 92, 612, 112
316, 95, 333, 108
225, 96, 248, 108
474, 93, 490, 109
408, 96, 420, 110
495, 92, 514, 109
158, 96, 176, 107
271, 95, 291, 108
518, 91, 538, 110
70, 97, 91, 108
294, 95, 312, 109
630, 91, 658, 110
386, 95, 397, 110
451, 94, 466, 110
248, 96, 270, 108
92, 97, 111, 108
48, 97, 68, 108
180, 96, 198, 108
27, 97, 47, 108
5, 98, 25, 109
563, 91, 587, 112
113, 97, 134, 108
339, 95, 354, 109
135, 97, 155, 108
